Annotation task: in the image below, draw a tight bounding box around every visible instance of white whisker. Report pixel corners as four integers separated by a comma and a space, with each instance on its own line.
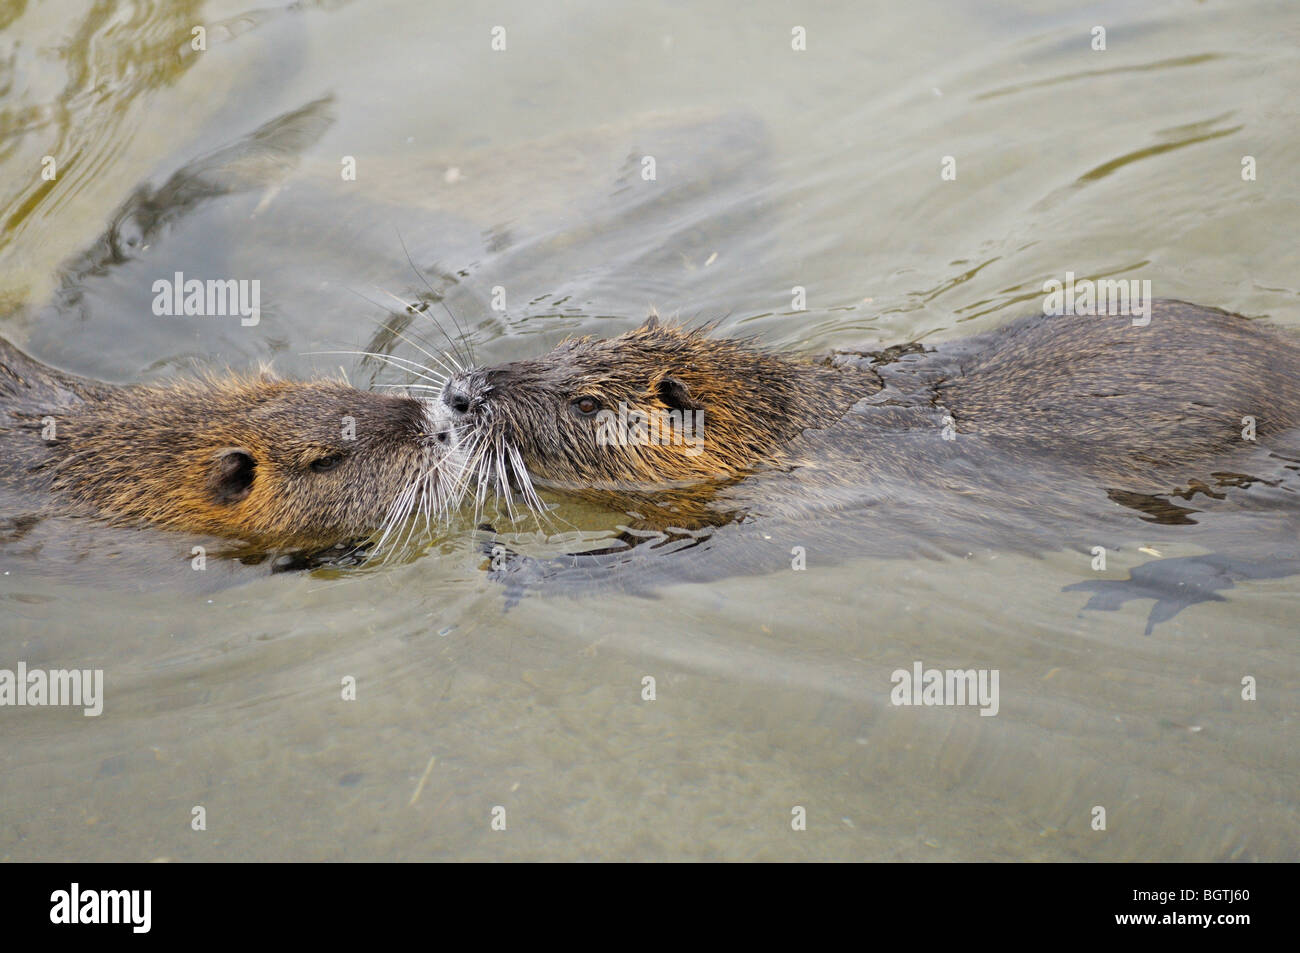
305, 350, 446, 386
374, 292, 465, 375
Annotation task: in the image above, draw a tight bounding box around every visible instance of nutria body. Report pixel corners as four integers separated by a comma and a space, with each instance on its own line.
0, 337, 456, 552
442, 301, 1300, 540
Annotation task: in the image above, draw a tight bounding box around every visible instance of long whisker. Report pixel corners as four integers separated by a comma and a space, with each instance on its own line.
506, 442, 550, 527
395, 228, 475, 368
305, 350, 447, 386
342, 285, 464, 376
373, 294, 464, 374
436, 297, 476, 367
374, 473, 420, 555
315, 349, 448, 380
343, 284, 465, 374
432, 432, 484, 529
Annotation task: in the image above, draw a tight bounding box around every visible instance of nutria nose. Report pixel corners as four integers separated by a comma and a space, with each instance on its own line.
441, 384, 472, 416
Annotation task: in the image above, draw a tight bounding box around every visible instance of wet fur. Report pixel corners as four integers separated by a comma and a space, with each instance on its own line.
0, 336, 446, 551
446, 301, 1300, 530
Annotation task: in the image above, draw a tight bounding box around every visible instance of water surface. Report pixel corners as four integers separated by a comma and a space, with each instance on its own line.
1, 0, 1297, 861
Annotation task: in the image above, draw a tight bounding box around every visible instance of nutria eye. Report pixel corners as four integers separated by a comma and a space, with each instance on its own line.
572, 397, 601, 417
310, 454, 342, 473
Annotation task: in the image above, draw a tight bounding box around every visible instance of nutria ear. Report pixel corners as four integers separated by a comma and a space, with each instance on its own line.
208, 448, 256, 504
657, 376, 702, 411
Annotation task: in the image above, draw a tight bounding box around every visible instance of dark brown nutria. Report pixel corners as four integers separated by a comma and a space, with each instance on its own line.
439, 301, 1300, 535
438, 315, 865, 492
0, 336, 462, 552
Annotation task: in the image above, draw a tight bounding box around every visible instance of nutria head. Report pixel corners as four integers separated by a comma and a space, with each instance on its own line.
437, 316, 869, 509
47, 373, 462, 550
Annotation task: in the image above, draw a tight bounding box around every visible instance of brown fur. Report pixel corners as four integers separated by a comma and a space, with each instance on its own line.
442, 315, 875, 493
0, 337, 445, 550
442, 302, 1300, 529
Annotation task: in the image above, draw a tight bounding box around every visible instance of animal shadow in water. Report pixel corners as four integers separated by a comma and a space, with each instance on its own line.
1063, 552, 1300, 635
481, 525, 1300, 633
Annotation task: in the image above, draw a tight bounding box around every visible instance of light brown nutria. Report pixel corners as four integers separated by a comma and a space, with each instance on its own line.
438, 301, 1300, 532
0, 337, 461, 552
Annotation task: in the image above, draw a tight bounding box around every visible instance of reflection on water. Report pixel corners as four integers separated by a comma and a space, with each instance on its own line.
1, 0, 1298, 861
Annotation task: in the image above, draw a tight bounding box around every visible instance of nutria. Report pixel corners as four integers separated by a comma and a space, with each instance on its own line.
438, 302, 1300, 595
0, 336, 462, 553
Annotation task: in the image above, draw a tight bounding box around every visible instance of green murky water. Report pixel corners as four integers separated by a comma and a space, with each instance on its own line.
1, 0, 1297, 860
